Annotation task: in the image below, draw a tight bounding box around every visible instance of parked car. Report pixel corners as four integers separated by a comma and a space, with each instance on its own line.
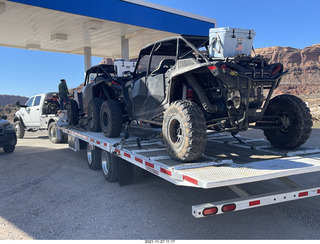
0, 115, 17, 153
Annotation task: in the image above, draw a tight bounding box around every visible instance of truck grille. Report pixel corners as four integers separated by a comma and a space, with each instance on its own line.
0, 126, 4, 135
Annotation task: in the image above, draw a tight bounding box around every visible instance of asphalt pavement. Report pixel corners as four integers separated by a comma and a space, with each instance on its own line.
1, 129, 320, 240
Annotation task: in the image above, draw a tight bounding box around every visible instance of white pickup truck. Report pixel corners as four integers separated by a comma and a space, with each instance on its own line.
14, 92, 67, 143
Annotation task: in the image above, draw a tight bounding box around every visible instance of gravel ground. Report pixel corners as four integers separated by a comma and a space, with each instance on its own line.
1, 129, 320, 240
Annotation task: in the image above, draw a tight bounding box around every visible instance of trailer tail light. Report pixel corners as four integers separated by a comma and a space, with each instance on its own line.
203, 207, 218, 216
271, 64, 282, 75
222, 203, 236, 212
208, 65, 217, 71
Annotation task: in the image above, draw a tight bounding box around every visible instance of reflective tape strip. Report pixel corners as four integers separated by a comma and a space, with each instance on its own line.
145, 161, 154, 168
183, 175, 198, 185
135, 157, 143, 164
298, 191, 308, 197
160, 168, 172, 176
124, 152, 131, 158
249, 200, 260, 206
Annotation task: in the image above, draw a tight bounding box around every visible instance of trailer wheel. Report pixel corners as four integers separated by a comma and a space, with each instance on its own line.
101, 151, 119, 182
87, 97, 102, 132
86, 143, 101, 170
67, 99, 79, 126
48, 122, 63, 144
14, 121, 25, 138
263, 94, 313, 149
100, 100, 122, 138
163, 100, 207, 162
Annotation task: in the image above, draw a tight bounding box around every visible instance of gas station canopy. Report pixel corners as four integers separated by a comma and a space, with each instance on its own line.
0, 0, 216, 68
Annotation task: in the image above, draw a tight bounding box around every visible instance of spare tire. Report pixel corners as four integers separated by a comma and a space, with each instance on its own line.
263, 94, 313, 149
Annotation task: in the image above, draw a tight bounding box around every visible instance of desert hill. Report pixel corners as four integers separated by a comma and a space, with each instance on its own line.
254, 44, 320, 95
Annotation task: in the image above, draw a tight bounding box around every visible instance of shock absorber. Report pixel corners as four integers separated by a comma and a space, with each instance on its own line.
187, 86, 194, 101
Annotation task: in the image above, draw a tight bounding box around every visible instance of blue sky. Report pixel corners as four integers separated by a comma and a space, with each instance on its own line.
1, 0, 319, 98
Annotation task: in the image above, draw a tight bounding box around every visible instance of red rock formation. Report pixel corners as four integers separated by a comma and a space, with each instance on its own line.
254, 44, 320, 95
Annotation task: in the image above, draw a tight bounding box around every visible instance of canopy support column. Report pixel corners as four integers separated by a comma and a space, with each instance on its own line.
84, 46, 92, 72
121, 36, 129, 61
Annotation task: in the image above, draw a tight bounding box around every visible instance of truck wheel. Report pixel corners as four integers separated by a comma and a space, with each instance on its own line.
163, 100, 207, 162
14, 121, 25, 138
100, 100, 122, 138
263, 94, 313, 149
3, 145, 15, 153
87, 97, 102, 132
67, 99, 79, 126
101, 150, 119, 182
48, 122, 62, 144
86, 143, 101, 170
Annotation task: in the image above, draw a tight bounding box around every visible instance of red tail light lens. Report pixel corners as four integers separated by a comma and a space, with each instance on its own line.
208, 65, 217, 71
222, 203, 236, 212
271, 65, 282, 75
203, 207, 218, 216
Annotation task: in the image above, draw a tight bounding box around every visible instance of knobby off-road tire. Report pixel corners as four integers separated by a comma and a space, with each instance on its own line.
100, 100, 122, 138
48, 122, 62, 144
87, 97, 102, 132
163, 100, 207, 162
14, 121, 25, 138
263, 94, 313, 149
67, 99, 79, 126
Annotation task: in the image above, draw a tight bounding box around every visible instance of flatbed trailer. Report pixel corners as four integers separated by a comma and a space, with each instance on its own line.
57, 115, 320, 218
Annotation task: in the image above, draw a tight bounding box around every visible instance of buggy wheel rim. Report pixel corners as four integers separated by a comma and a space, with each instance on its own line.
168, 116, 183, 146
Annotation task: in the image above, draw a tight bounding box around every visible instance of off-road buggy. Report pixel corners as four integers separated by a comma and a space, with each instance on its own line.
69, 35, 312, 162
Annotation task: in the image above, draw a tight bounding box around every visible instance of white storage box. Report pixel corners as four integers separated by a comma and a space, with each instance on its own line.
114, 60, 136, 77
209, 27, 256, 58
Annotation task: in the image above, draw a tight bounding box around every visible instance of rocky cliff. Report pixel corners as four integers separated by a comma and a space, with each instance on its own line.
254, 44, 320, 95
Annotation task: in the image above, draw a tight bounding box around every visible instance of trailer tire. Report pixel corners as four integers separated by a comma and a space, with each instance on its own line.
87, 97, 102, 132
48, 122, 62, 144
67, 99, 79, 126
86, 143, 101, 170
100, 100, 122, 138
14, 121, 25, 138
263, 94, 313, 149
163, 100, 207, 162
101, 151, 119, 182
